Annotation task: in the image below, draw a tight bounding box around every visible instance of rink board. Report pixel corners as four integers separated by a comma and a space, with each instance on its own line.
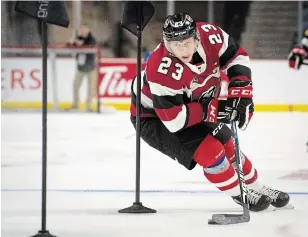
1, 58, 308, 112
2, 101, 308, 112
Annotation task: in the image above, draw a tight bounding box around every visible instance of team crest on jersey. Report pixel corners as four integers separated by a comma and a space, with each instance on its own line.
196, 64, 206, 73
198, 86, 217, 102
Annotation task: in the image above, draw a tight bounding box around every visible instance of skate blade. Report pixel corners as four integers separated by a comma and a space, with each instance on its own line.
265, 203, 294, 212
273, 203, 295, 210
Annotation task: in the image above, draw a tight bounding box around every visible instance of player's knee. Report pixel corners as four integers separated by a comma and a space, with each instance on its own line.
203, 155, 229, 174
193, 135, 225, 167
224, 137, 236, 163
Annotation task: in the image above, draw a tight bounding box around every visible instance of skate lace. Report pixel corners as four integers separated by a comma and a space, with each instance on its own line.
259, 186, 280, 201
248, 189, 263, 205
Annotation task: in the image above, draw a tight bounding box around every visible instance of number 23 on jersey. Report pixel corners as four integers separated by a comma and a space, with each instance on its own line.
157, 57, 184, 80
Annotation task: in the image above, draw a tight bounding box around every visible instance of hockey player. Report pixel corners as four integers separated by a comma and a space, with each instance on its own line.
288, 28, 308, 149
288, 28, 308, 69
130, 12, 290, 211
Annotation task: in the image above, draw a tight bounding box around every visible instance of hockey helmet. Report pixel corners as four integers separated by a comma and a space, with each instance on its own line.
163, 12, 197, 42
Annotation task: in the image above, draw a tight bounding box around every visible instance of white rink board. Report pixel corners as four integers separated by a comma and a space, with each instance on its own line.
1, 58, 308, 104
2, 111, 308, 237
1, 58, 77, 103
250, 60, 308, 104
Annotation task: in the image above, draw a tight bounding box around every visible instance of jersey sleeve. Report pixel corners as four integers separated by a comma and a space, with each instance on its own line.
146, 60, 204, 133
218, 28, 251, 82
197, 22, 251, 83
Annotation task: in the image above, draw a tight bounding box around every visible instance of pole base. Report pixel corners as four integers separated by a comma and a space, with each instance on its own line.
118, 202, 156, 214
31, 230, 57, 237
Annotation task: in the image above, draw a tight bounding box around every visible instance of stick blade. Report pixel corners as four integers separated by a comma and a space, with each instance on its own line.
208, 214, 250, 225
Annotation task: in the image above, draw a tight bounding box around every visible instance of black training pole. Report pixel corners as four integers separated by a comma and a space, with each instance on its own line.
134, 7, 142, 205
31, 19, 56, 237
118, 1, 156, 214
40, 18, 48, 234
14, 2, 69, 236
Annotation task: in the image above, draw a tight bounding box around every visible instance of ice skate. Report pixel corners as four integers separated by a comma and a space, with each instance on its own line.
232, 189, 271, 212
256, 186, 290, 208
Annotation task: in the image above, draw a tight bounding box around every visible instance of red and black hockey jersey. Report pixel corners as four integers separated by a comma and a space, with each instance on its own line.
131, 22, 251, 133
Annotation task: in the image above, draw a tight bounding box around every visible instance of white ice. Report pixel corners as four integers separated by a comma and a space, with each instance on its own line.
1, 111, 308, 237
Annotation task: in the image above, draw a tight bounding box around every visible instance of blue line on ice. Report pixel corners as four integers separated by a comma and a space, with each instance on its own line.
1, 189, 308, 195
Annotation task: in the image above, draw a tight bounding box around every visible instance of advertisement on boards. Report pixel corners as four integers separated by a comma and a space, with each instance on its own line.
1, 57, 308, 111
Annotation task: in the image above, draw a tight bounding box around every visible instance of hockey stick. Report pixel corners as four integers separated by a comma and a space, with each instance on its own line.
208, 121, 250, 225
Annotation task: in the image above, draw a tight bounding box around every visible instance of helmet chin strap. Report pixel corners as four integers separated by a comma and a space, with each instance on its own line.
194, 30, 201, 53
194, 43, 198, 53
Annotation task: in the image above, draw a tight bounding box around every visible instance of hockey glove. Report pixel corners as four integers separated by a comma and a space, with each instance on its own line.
225, 80, 254, 131
199, 97, 227, 124
288, 45, 307, 70
216, 100, 230, 121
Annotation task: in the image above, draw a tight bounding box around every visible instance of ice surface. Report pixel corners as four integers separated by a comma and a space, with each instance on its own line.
2, 111, 308, 237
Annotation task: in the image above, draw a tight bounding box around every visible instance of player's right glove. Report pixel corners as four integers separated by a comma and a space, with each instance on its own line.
288, 45, 307, 70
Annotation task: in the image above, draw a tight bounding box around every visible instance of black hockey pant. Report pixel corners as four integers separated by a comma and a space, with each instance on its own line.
130, 116, 234, 170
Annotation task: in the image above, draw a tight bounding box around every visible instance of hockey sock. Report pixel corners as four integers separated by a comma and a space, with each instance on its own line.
224, 138, 258, 185
193, 135, 241, 196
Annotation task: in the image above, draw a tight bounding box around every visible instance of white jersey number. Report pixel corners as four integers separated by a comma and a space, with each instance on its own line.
209, 34, 222, 44
201, 24, 223, 45
201, 24, 217, 32
157, 57, 183, 81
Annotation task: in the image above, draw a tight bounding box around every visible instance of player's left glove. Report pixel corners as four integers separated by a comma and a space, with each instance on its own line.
224, 80, 254, 131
